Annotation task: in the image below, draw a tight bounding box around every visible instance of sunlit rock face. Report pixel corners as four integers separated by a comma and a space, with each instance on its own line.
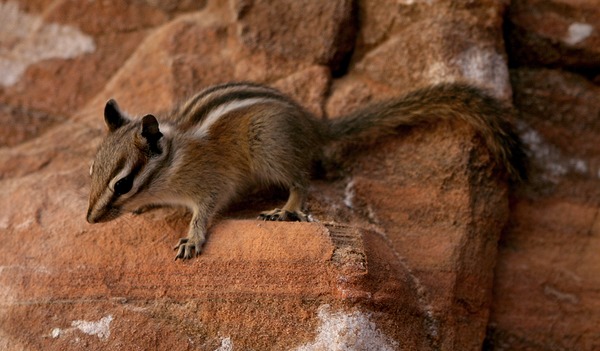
1, 1, 597, 350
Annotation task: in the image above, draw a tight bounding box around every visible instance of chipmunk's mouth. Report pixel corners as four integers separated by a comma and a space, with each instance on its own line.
86, 206, 122, 224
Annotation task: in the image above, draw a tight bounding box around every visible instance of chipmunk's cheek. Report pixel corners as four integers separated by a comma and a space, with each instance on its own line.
100, 207, 123, 223
118, 199, 138, 213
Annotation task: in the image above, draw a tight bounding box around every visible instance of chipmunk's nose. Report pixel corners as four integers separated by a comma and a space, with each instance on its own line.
86, 208, 96, 224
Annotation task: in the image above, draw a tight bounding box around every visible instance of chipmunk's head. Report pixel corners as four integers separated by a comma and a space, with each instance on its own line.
87, 99, 166, 224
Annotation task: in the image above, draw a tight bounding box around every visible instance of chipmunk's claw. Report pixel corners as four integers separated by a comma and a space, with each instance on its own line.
258, 208, 308, 222
174, 237, 204, 260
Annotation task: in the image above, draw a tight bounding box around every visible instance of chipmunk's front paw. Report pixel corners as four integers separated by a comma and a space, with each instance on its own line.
132, 204, 160, 215
258, 208, 309, 222
174, 236, 205, 260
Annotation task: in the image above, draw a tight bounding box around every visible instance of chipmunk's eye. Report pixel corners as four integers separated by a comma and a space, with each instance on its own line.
114, 175, 133, 195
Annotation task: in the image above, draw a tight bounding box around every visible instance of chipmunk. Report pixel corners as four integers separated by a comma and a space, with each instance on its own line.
86, 82, 525, 260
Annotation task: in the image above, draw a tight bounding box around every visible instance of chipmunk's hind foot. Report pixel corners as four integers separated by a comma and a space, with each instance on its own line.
258, 185, 309, 221
258, 208, 309, 222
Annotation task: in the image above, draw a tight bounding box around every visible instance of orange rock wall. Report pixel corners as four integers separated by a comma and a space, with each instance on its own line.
0, 0, 598, 350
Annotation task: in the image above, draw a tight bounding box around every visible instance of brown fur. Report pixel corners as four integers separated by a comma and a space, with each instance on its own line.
87, 82, 525, 260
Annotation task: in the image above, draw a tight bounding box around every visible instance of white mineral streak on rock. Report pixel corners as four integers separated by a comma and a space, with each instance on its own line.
293, 304, 398, 351
214, 337, 234, 351
343, 179, 355, 208
456, 47, 510, 99
0, 1, 95, 87
71, 315, 114, 341
519, 123, 592, 181
563, 22, 593, 45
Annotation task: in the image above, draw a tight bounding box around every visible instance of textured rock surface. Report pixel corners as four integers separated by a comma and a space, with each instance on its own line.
351, 0, 511, 100
506, 0, 600, 74
0, 216, 430, 350
337, 125, 508, 351
486, 69, 600, 350
232, 0, 356, 75
0, 0, 597, 350
486, 2, 600, 348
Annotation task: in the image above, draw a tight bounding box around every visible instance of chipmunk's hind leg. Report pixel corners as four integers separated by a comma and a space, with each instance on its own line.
259, 186, 309, 222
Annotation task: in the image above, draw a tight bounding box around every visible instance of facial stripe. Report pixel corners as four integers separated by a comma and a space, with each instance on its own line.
130, 143, 174, 199
111, 156, 151, 201
91, 182, 118, 221
106, 157, 126, 186
109, 160, 134, 192
88, 156, 127, 218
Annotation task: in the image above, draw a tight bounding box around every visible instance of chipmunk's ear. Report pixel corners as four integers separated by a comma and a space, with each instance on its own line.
141, 114, 163, 154
104, 99, 129, 132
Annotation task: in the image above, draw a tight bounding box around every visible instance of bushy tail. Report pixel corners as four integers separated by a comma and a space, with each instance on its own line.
325, 83, 527, 181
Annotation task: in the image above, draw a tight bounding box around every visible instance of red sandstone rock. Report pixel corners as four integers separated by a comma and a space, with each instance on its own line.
232, 0, 356, 75
72, 1, 341, 123
507, 0, 600, 73
272, 66, 331, 117
0, 104, 60, 148
322, 2, 515, 348
0, 1, 166, 117
310, 122, 509, 350
4, 0, 595, 350
352, 0, 512, 100
487, 68, 600, 350
0, 210, 430, 350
